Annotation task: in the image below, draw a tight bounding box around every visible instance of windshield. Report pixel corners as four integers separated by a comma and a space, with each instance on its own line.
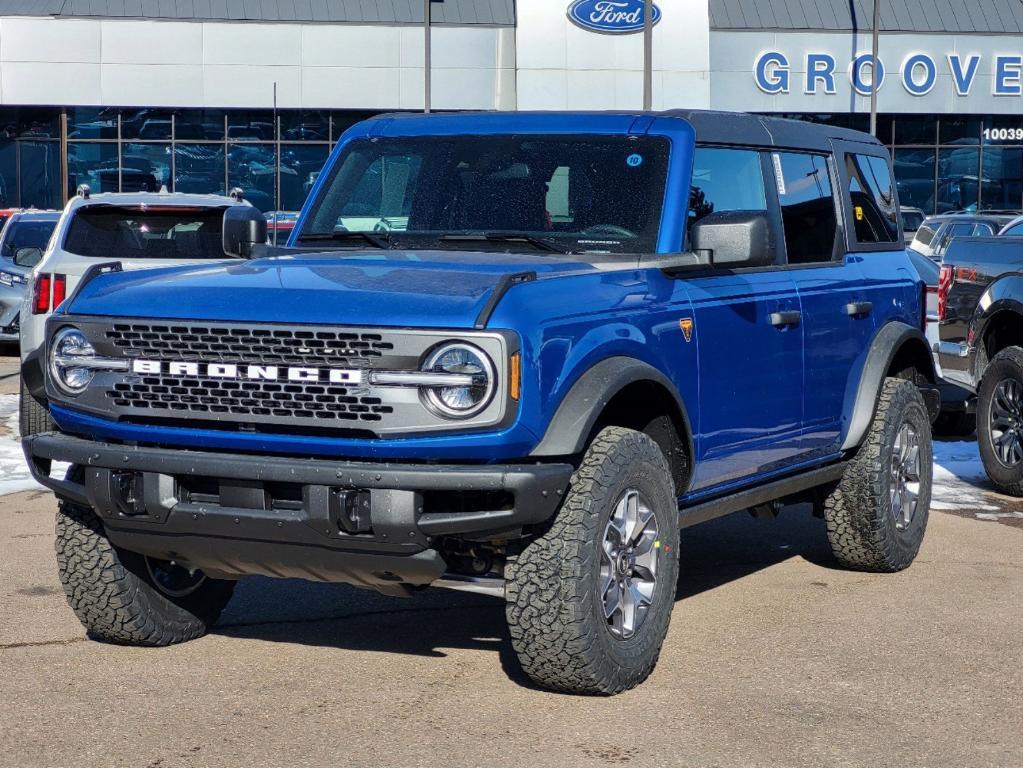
64, 206, 228, 259
1, 220, 57, 260
298, 135, 670, 254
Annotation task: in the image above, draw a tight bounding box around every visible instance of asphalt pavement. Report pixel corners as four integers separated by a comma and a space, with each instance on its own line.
2, 349, 1022, 767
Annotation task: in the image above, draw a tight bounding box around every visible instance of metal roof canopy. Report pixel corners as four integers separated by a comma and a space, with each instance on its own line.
709, 0, 1023, 34
0, 0, 515, 25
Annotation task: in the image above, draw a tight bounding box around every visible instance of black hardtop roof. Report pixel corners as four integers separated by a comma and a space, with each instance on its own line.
663, 110, 883, 151
372, 109, 883, 152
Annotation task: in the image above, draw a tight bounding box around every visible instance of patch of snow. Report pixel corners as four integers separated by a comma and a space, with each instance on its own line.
0, 394, 69, 496
932, 440, 1002, 514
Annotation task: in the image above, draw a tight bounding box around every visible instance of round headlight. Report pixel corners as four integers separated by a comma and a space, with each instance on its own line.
422, 343, 495, 418
49, 327, 97, 395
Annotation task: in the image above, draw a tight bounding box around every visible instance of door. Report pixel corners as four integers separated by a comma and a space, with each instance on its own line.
771, 150, 875, 455
684, 147, 805, 492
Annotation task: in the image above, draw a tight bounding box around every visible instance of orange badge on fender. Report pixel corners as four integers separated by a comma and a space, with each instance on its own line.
679, 317, 694, 343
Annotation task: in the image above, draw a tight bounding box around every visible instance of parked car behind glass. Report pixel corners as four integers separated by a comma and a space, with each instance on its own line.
909, 213, 1016, 261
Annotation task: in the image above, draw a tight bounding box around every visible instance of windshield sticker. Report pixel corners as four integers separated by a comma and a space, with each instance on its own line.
626, 153, 644, 167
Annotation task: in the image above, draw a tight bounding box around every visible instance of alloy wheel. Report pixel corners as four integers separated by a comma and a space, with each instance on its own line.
599, 489, 660, 639
989, 378, 1023, 467
888, 421, 921, 531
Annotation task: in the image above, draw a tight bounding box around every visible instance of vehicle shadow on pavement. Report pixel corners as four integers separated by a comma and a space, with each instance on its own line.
213, 508, 840, 688
676, 506, 840, 599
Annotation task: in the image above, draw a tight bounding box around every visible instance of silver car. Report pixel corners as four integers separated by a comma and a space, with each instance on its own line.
0, 211, 60, 342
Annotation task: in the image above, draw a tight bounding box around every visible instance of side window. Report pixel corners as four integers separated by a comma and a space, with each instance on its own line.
972, 223, 994, 236
687, 147, 766, 236
773, 152, 838, 264
1003, 222, 1023, 236
845, 153, 899, 243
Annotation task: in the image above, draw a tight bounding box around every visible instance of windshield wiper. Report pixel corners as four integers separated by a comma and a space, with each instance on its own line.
297, 231, 392, 249
437, 233, 571, 254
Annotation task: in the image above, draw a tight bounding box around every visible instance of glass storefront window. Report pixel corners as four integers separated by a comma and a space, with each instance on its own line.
937, 147, 980, 213
331, 111, 378, 142
2, 108, 61, 140
68, 142, 120, 195
67, 108, 118, 140
980, 147, 1023, 212
174, 110, 225, 141
895, 116, 936, 145
0, 141, 15, 207
227, 110, 275, 142
175, 144, 225, 195
282, 111, 329, 142
19, 141, 61, 209
122, 143, 172, 192
121, 109, 173, 141
941, 117, 983, 146
893, 148, 936, 214
279, 144, 329, 211
229, 144, 277, 212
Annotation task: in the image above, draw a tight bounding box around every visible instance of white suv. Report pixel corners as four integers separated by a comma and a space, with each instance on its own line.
19, 188, 253, 434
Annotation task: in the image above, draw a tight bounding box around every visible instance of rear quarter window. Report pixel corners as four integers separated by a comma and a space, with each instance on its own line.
64, 207, 228, 260
914, 225, 936, 247
845, 153, 899, 243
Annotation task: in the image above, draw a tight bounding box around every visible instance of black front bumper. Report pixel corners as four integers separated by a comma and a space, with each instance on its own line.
25, 434, 572, 591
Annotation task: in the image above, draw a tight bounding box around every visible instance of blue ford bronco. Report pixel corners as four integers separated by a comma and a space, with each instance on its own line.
24, 111, 939, 694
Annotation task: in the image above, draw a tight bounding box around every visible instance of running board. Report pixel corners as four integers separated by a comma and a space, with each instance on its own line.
678, 462, 848, 529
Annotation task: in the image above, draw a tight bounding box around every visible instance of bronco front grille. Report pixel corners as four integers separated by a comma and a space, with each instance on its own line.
105, 323, 395, 367
60, 318, 511, 437
108, 376, 394, 423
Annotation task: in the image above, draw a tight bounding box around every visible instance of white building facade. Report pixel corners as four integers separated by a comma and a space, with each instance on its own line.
1, 0, 1021, 214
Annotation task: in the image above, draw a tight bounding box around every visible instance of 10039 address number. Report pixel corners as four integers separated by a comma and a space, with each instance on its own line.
983, 127, 1023, 142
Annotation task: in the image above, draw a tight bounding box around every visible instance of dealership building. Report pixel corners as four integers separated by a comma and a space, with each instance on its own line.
1, 0, 1022, 215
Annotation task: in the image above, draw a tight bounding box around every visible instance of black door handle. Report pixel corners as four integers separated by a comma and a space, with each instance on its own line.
769, 310, 801, 327
846, 301, 873, 317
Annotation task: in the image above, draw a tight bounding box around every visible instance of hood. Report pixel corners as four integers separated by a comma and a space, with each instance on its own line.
65, 250, 600, 328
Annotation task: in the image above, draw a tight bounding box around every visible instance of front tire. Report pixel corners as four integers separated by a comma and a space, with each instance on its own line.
977, 346, 1023, 496
505, 427, 680, 695
19, 375, 54, 437
823, 378, 932, 572
56, 501, 235, 646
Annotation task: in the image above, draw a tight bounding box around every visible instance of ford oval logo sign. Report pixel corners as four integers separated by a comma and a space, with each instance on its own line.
567, 0, 662, 34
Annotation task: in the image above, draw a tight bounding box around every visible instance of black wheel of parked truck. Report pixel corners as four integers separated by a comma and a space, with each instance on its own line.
19, 376, 54, 437
977, 346, 1023, 496
823, 378, 933, 572
56, 498, 235, 645
506, 427, 680, 695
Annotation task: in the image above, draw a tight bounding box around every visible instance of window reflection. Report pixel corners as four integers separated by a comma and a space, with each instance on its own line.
894, 148, 935, 214
279, 144, 329, 211
175, 144, 225, 195
937, 148, 979, 213
980, 147, 1023, 212
229, 144, 276, 212
68, 143, 120, 195
122, 143, 172, 192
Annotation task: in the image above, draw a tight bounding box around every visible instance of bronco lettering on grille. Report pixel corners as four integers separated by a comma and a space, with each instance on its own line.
130, 359, 364, 385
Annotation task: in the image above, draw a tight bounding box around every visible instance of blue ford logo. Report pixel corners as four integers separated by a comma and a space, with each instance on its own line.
567, 0, 662, 34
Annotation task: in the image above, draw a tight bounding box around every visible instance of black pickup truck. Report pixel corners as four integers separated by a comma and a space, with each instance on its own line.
938, 237, 1023, 493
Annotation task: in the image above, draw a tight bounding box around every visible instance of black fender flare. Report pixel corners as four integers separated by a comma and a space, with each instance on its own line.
968, 277, 1023, 380
841, 321, 937, 451
529, 356, 694, 461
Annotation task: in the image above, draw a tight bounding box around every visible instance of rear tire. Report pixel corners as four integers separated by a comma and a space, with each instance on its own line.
505, 427, 680, 695
823, 378, 932, 572
977, 346, 1023, 496
19, 375, 54, 437
56, 501, 235, 646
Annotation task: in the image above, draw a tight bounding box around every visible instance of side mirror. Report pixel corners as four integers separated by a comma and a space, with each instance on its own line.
690, 210, 775, 268
13, 246, 43, 268
223, 206, 268, 258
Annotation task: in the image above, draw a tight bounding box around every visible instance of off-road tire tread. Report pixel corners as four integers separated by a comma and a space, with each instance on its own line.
56, 501, 234, 646
506, 427, 679, 695
823, 378, 932, 572
19, 376, 54, 437
977, 346, 1023, 496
